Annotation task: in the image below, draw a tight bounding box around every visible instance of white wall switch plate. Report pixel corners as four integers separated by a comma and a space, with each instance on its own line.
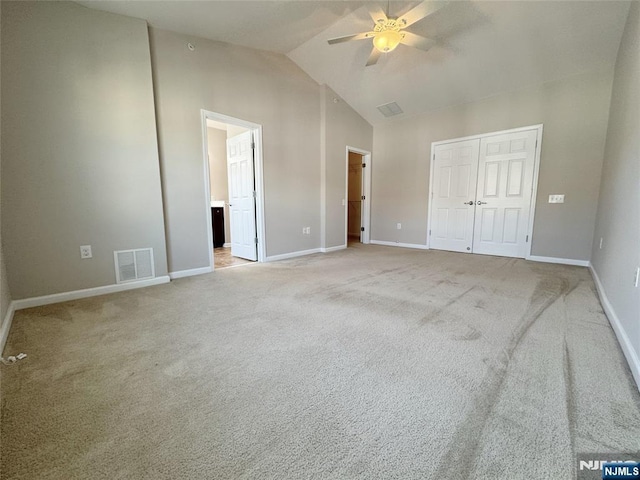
342, 199, 346, 206
548, 194, 565, 203
80, 245, 92, 259
599, 237, 603, 249
397, 223, 402, 230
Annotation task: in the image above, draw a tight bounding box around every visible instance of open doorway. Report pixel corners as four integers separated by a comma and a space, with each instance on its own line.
345, 146, 372, 246
201, 111, 266, 270
347, 152, 363, 245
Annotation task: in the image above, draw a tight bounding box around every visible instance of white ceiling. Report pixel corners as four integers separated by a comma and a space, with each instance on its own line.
78, 1, 631, 125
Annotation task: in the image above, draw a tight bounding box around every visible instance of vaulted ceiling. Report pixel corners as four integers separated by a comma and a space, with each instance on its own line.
78, 1, 631, 125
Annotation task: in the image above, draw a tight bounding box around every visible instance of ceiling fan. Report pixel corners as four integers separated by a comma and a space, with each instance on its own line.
327, 1, 446, 66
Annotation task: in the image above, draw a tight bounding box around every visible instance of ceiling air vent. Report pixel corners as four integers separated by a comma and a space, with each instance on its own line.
377, 102, 403, 117
114, 248, 155, 284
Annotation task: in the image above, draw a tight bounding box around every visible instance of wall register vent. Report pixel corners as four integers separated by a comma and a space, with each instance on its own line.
114, 248, 155, 284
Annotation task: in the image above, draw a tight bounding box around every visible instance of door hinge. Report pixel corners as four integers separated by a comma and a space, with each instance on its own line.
362, 163, 366, 168
526, 235, 529, 242
251, 142, 256, 149
429, 230, 432, 236
254, 237, 258, 244
432, 154, 435, 161
360, 227, 365, 232
253, 190, 257, 198
361, 195, 365, 200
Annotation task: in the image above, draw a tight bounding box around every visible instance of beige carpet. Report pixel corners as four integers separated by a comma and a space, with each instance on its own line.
1, 245, 639, 479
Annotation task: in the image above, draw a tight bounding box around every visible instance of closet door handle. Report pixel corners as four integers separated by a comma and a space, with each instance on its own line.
463, 201, 474, 205
476, 201, 487, 205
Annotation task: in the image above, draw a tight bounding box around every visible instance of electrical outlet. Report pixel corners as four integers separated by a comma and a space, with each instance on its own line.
306, 227, 311, 235
80, 245, 92, 259
548, 194, 565, 204
397, 223, 402, 230
599, 237, 603, 249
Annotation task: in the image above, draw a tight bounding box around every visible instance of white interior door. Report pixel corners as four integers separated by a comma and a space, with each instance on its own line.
227, 131, 257, 261
430, 139, 480, 253
472, 130, 537, 257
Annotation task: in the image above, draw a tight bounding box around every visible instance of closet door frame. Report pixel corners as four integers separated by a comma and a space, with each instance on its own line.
426, 124, 543, 260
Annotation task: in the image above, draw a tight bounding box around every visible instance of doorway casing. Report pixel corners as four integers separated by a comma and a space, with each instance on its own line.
200, 110, 266, 270
345, 146, 372, 245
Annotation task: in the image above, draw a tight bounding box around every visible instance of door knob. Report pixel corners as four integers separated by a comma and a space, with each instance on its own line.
463, 201, 474, 205
476, 201, 487, 205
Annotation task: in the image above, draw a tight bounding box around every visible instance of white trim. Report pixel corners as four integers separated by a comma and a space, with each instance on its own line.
222, 243, 231, 248
265, 248, 321, 262
524, 125, 544, 261
430, 124, 545, 148
11, 276, 171, 311
527, 255, 589, 267
589, 263, 640, 390
426, 146, 436, 249
321, 245, 346, 253
345, 147, 372, 246
1, 302, 16, 355
169, 266, 212, 280
427, 124, 543, 261
201, 110, 266, 272
371, 240, 429, 250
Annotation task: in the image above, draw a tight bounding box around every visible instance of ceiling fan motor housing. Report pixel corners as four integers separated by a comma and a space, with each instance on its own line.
372, 19, 406, 53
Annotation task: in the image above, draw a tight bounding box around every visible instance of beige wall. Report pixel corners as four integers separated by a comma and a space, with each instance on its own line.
207, 127, 230, 244
1, 1, 167, 299
150, 28, 322, 268
371, 70, 614, 260
321, 86, 373, 249
0, 0, 10, 330
591, 2, 640, 380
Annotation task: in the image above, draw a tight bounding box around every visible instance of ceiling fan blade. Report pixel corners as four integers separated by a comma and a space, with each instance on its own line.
368, 4, 388, 25
328, 31, 374, 45
397, 1, 447, 28
400, 31, 436, 52
365, 47, 382, 67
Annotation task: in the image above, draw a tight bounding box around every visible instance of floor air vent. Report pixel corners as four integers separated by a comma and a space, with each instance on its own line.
114, 248, 155, 284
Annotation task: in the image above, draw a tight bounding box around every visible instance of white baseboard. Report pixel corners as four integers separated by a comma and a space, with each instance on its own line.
265, 248, 321, 262
527, 255, 590, 267
370, 240, 429, 250
223, 243, 231, 248
321, 245, 346, 253
0, 301, 16, 355
12, 276, 171, 311
169, 266, 212, 279
589, 263, 640, 391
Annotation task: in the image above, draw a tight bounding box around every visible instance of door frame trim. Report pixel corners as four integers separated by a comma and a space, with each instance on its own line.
345, 146, 372, 245
427, 124, 543, 259
200, 110, 266, 270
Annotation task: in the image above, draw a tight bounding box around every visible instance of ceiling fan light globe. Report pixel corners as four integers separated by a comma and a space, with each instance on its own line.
373, 30, 402, 53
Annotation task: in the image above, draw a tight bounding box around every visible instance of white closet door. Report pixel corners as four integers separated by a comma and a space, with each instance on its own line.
472, 129, 538, 258
430, 139, 480, 253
